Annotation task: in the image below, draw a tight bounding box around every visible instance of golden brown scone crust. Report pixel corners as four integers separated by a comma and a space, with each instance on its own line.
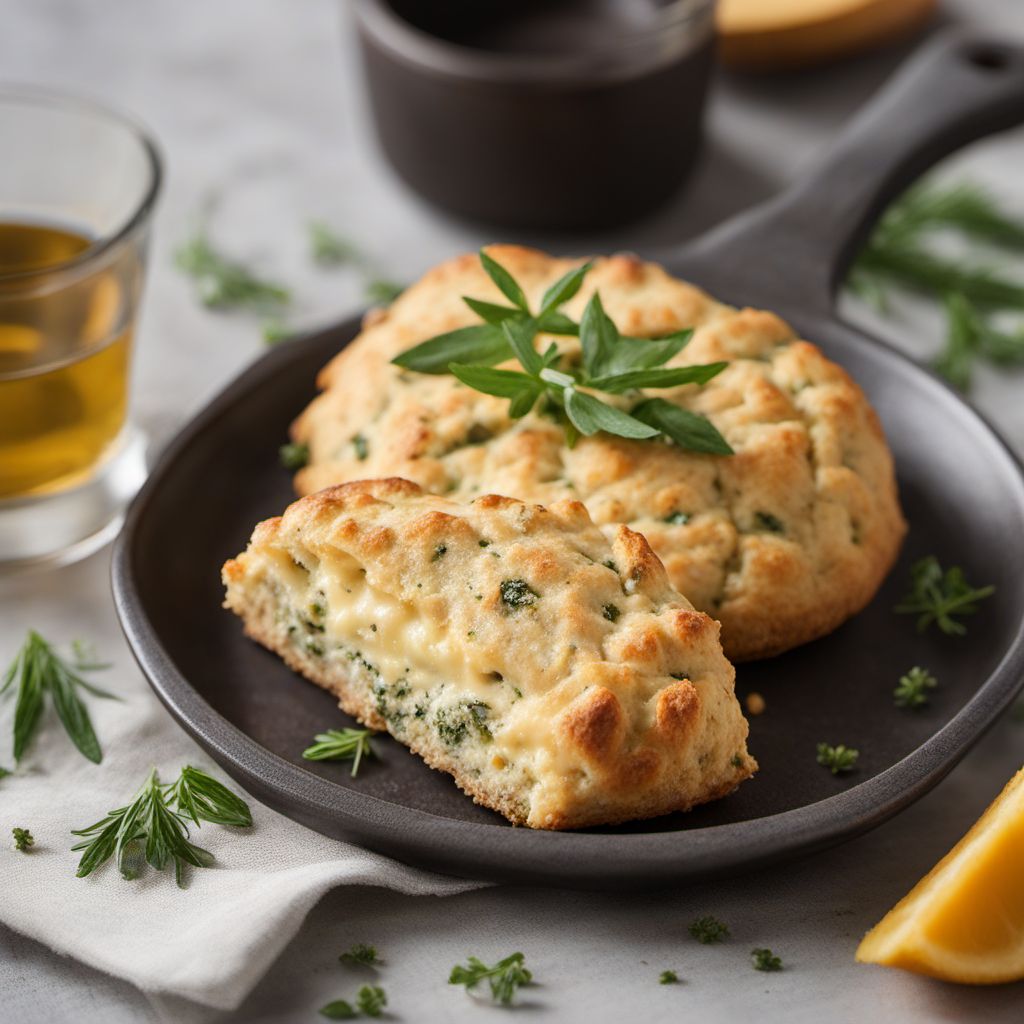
223, 479, 754, 829
291, 246, 906, 661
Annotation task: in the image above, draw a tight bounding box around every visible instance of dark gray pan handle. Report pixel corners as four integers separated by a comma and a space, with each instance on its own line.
673, 31, 1024, 313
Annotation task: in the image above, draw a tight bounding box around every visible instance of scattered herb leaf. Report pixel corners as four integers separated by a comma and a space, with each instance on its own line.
339, 943, 381, 967
659, 969, 679, 984
366, 279, 404, 305
751, 948, 783, 972
13, 827, 33, 852
449, 952, 532, 1006
2, 631, 117, 764
71, 766, 251, 888
302, 729, 376, 777
175, 232, 290, 312
499, 579, 539, 610
894, 666, 938, 709
279, 441, 310, 470
310, 222, 360, 267
816, 742, 859, 775
895, 556, 994, 635
689, 916, 730, 944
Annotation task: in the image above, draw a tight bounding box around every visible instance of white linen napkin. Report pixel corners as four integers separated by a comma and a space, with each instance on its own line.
0, 551, 485, 1011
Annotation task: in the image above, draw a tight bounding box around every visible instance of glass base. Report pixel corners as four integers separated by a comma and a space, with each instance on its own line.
0, 427, 147, 572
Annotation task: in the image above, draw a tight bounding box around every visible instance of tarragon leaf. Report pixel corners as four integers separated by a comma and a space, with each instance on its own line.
563, 389, 660, 440
450, 364, 539, 399
588, 362, 727, 394
540, 262, 592, 316
480, 250, 529, 311
501, 317, 543, 374
392, 325, 510, 374
631, 398, 733, 456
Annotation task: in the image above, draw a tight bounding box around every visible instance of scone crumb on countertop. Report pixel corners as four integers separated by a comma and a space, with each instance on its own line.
746, 692, 766, 716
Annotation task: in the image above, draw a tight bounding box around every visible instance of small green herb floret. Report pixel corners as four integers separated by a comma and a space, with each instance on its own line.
436, 701, 492, 746
12, 827, 33, 852
449, 952, 532, 1006
320, 984, 387, 1019
751, 948, 783, 972
689, 916, 730, 944
659, 970, 679, 984
817, 742, 859, 774
339, 943, 381, 967
895, 556, 994, 635
352, 434, 369, 461
279, 441, 309, 470
500, 578, 538, 610
894, 666, 938, 709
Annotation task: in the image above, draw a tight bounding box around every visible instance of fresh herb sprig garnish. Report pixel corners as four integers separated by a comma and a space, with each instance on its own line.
816, 742, 859, 775
751, 948, 783, 972
302, 728, 377, 777
2, 631, 118, 764
894, 666, 938, 709
393, 251, 733, 454
320, 984, 387, 1019
849, 180, 1024, 390
71, 766, 252, 888
340, 943, 382, 967
176, 231, 291, 313
895, 556, 994, 636
449, 952, 533, 1006
689, 916, 730, 944
13, 827, 34, 852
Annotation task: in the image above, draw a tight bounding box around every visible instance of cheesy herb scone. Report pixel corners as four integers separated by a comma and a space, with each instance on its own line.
223, 479, 754, 829
290, 246, 906, 661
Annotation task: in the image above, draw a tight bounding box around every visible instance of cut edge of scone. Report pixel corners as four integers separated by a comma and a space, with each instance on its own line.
223, 479, 756, 830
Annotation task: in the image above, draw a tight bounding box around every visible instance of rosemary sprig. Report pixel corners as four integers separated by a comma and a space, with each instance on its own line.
302, 728, 377, 777
393, 251, 732, 454
71, 766, 252, 888
2, 631, 118, 764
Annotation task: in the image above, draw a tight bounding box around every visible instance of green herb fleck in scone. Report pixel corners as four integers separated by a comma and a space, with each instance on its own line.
223, 479, 755, 829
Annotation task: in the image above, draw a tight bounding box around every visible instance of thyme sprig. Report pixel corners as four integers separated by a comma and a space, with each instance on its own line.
71, 766, 252, 888
393, 251, 732, 454
2, 631, 118, 765
894, 666, 938, 709
816, 742, 859, 775
175, 231, 291, 312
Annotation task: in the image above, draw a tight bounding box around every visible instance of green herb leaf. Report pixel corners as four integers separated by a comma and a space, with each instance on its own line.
365, 279, 404, 305
310, 222, 360, 267
563, 389, 660, 440
392, 325, 511, 375
578, 292, 618, 378
71, 767, 250, 888
302, 728, 377, 777
2, 631, 117, 764
540, 262, 592, 316
894, 666, 938, 709
588, 362, 727, 394
463, 296, 522, 326
356, 985, 387, 1017
501, 317, 543, 374
934, 292, 978, 391
631, 398, 734, 455
689, 916, 730, 944
319, 999, 357, 1019
339, 943, 382, 967
480, 250, 529, 311
894, 556, 994, 635
279, 442, 309, 470
499, 578, 539, 610
449, 952, 532, 1006
816, 742, 859, 774
659, 969, 679, 984
13, 827, 34, 852
450, 364, 540, 400
175, 233, 290, 312
751, 948, 783, 972
537, 310, 579, 335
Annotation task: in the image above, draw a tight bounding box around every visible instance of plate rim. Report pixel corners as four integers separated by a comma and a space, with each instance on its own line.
111, 314, 1024, 887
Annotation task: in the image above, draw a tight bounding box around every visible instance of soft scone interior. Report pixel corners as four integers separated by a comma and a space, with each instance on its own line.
223, 479, 754, 829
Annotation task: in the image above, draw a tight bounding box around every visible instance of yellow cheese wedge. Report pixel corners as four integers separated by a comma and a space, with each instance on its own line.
718, 0, 936, 71
856, 767, 1024, 984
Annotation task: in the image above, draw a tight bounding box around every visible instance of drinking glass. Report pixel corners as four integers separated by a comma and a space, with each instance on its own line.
0, 90, 161, 569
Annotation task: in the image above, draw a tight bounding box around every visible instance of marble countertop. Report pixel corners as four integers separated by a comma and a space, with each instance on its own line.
2, 1, 1023, 1021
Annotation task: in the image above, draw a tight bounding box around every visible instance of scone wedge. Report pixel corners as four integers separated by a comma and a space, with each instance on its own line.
223, 479, 755, 829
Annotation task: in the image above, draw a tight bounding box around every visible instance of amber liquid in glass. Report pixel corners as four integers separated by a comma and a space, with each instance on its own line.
0, 222, 132, 499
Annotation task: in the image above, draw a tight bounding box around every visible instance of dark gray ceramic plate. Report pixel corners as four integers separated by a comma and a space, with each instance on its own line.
113, 33, 1024, 888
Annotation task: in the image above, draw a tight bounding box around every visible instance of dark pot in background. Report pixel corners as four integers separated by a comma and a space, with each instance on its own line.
352, 0, 716, 231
